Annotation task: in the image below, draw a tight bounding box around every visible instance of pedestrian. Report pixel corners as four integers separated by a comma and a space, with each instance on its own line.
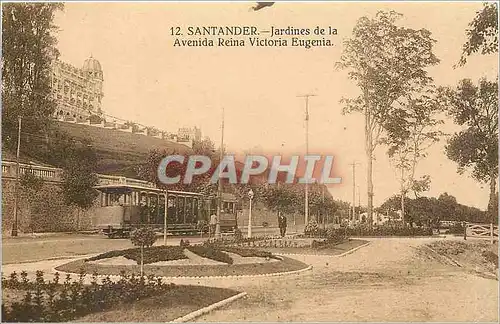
209, 213, 217, 238
278, 212, 287, 237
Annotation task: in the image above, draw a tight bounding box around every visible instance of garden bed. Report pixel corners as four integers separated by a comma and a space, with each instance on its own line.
55, 255, 307, 278
2, 270, 239, 322
67, 285, 238, 322
261, 239, 369, 256
85, 246, 187, 265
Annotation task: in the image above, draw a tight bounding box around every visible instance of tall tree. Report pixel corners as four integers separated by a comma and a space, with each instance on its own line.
61, 140, 99, 230
2, 3, 63, 152
192, 137, 216, 157
441, 78, 498, 223
458, 2, 498, 66
337, 11, 440, 227
383, 89, 443, 225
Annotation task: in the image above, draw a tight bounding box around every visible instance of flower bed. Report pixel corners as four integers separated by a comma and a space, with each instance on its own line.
186, 246, 233, 264
86, 246, 187, 265
1, 270, 239, 322
218, 247, 281, 260
346, 226, 433, 237
55, 256, 308, 278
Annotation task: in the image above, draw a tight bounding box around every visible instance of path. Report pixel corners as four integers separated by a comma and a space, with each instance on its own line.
196, 238, 498, 322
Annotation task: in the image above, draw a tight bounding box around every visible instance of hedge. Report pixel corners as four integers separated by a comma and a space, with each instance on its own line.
1, 270, 174, 322
86, 246, 187, 265
186, 246, 233, 264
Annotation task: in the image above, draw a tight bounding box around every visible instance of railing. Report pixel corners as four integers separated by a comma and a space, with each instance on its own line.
1, 160, 156, 188
2, 161, 63, 182
95, 174, 156, 188
465, 223, 498, 243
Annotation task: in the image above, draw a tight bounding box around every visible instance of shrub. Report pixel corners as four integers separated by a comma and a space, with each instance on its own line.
219, 247, 281, 260
130, 227, 157, 248
304, 220, 321, 237
86, 246, 187, 265
326, 227, 348, 243
187, 246, 233, 264
446, 223, 465, 235
234, 228, 243, 241
346, 225, 433, 237
1, 270, 174, 322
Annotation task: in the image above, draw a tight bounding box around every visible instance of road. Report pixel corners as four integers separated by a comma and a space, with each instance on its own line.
194, 238, 498, 322
1, 226, 300, 264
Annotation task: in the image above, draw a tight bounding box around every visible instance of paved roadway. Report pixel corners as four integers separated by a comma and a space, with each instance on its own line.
2, 225, 305, 264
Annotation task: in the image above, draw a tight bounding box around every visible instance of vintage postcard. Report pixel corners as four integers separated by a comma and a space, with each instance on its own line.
1, 1, 498, 322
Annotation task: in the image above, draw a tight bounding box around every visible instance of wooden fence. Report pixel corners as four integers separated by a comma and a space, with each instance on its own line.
465, 223, 498, 243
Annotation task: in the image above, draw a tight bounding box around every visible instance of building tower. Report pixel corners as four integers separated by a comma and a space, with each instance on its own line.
51, 55, 104, 121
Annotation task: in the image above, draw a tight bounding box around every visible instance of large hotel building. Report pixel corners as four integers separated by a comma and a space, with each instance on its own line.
50, 56, 202, 147
51, 55, 104, 121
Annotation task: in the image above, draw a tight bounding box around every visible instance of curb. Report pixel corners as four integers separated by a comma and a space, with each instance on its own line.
51, 264, 313, 281
4, 253, 100, 265
424, 246, 462, 267
272, 242, 371, 258
423, 246, 498, 280
169, 291, 248, 322
337, 242, 371, 257
351, 235, 445, 239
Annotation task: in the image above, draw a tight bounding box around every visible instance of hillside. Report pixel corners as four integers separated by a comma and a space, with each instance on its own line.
56, 121, 193, 177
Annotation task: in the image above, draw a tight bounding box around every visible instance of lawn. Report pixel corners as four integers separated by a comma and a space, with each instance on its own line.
55, 255, 308, 277
2, 284, 239, 322
71, 285, 239, 322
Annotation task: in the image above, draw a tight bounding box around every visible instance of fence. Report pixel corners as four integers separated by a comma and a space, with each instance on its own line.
465, 223, 498, 243
2, 160, 156, 188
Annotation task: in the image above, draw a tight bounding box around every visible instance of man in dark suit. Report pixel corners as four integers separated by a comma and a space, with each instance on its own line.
278, 212, 287, 237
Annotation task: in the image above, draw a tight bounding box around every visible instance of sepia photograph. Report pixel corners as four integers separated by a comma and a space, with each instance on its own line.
1, 1, 499, 322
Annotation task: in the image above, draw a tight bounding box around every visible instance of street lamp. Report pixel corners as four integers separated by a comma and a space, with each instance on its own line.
12, 115, 22, 237
247, 189, 254, 238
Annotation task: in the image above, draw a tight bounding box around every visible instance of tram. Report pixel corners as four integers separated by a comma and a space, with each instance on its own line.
93, 183, 238, 238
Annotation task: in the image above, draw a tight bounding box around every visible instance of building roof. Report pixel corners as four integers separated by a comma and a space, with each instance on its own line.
83, 55, 102, 73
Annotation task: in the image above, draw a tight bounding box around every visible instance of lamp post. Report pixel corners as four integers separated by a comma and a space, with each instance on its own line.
247, 189, 254, 238
11, 115, 22, 237
163, 190, 168, 246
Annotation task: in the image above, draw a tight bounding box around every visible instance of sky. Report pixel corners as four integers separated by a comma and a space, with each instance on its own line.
53, 1, 498, 209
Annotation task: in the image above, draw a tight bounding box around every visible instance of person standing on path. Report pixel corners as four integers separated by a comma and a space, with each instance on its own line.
209, 213, 217, 238
278, 212, 287, 237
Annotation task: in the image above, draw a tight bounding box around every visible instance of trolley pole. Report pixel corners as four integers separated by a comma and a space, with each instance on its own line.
163, 190, 168, 246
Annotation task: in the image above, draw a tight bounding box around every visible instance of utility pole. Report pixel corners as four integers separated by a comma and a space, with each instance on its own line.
215, 107, 225, 238
12, 116, 22, 237
349, 161, 359, 222
297, 94, 316, 226
322, 185, 325, 228
357, 185, 361, 220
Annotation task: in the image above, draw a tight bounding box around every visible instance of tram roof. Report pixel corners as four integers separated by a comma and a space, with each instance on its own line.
93, 184, 204, 196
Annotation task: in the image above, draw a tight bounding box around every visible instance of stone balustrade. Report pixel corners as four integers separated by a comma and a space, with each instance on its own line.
2, 160, 157, 188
